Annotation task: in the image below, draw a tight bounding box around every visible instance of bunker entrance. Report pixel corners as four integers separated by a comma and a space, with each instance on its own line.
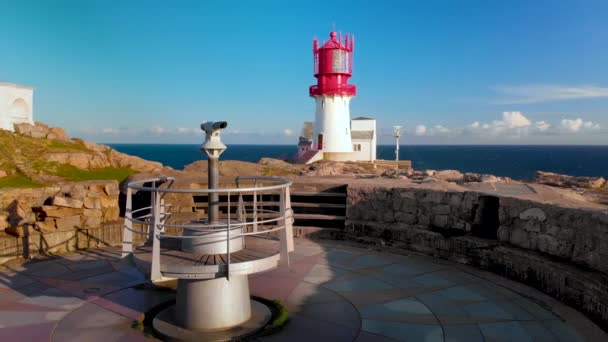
472, 196, 500, 239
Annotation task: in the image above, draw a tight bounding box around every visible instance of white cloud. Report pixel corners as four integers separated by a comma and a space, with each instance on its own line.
560, 118, 600, 132
501, 111, 531, 128
415, 125, 427, 136
283, 128, 295, 136
493, 84, 608, 104
535, 121, 551, 131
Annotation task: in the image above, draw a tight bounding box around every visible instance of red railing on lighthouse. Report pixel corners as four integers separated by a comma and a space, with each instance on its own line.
310, 31, 357, 97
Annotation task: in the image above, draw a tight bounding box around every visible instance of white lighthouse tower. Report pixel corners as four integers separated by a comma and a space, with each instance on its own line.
309, 31, 357, 161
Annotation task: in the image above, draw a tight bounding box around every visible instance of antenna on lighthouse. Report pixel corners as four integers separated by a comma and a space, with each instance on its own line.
392, 126, 402, 166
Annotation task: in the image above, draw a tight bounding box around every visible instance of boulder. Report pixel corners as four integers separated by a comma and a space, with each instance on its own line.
535, 171, 606, 189
46, 152, 93, 169
0, 170, 7, 178
40, 205, 81, 218
52, 196, 84, 209
0, 214, 8, 231
519, 208, 547, 222
14, 122, 49, 139
54, 215, 81, 231
34, 221, 56, 233
46, 127, 69, 141
433, 170, 464, 183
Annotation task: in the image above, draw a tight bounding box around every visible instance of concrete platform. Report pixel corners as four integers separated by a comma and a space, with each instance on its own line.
0, 239, 605, 341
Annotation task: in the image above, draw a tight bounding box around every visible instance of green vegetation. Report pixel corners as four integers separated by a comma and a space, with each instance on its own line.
52, 165, 137, 182
264, 299, 290, 334
0, 175, 44, 188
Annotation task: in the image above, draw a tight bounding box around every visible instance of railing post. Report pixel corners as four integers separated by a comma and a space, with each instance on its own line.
148, 188, 155, 242
284, 186, 294, 253
150, 190, 162, 281
226, 190, 231, 280
253, 179, 258, 233
279, 187, 290, 267
122, 187, 133, 258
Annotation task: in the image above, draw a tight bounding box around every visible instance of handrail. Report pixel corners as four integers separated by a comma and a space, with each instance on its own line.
122, 175, 294, 281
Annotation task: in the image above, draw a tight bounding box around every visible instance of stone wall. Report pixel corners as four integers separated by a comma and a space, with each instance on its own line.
0, 181, 121, 261
345, 185, 608, 330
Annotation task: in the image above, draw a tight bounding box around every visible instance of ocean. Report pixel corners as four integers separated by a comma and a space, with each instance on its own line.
107, 144, 608, 181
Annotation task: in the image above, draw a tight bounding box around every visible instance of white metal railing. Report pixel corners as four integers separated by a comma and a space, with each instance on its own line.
122, 176, 294, 281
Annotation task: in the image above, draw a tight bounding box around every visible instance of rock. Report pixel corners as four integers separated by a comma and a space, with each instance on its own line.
52, 196, 84, 209
432, 215, 449, 228
0, 214, 8, 230
433, 170, 464, 183
81, 140, 111, 153
0, 170, 7, 178
83, 197, 102, 209
104, 182, 120, 196
83, 208, 103, 218
14, 122, 49, 139
46, 127, 69, 141
535, 171, 606, 189
40, 206, 81, 218
519, 208, 547, 222
54, 215, 81, 231
46, 152, 94, 169
5, 224, 35, 237
34, 221, 56, 233
83, 216, 102, 228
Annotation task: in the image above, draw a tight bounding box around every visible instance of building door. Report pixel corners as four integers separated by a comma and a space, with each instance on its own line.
317, 134, 323, 150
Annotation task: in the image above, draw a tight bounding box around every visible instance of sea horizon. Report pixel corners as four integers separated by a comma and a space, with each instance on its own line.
107, 144, 608, 180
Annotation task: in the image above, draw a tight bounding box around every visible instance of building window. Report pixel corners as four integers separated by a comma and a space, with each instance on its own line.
354, 144, 362, 152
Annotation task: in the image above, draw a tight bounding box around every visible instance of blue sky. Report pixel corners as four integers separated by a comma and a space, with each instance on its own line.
1, 0, 607, 144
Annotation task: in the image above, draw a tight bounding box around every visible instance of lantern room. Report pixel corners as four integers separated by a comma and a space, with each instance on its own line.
309, 32, 357, 97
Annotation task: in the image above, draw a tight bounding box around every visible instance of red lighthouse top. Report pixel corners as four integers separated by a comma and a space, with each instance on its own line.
309, 31, 357, 97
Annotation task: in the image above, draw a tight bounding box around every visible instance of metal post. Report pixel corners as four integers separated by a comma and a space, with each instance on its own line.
226, 191, 231, 280
151, 190, 162, 281
279, 188, 290, 267
208, 155, 219, 224
122, 187, 133, 257
392, 125, 402, 168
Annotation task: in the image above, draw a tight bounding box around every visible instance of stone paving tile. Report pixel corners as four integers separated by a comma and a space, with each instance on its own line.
361, 319, 444, 342
19, 287, 85, 311
0, 271, 36, 289
324, 275, 395, 293
479, 321, 534, 342
435, 285, 486, 302
354, 330, 401, 342
416, 292, 471, 317
100, 287, 175, 320
542, 320, 584, 342
463, 301, 515, 320
295, 300, 361, 330
52, 302, 143, 342
262, 313, 358, 342
0, 321, 57, 341
302, 263, 350, 285
12, 260, 73, 278
285, 281, 345, 308
520, 321, 560, 342
360, 297, 433, 318
443, 324, 484, 342
514, 297, 559, 320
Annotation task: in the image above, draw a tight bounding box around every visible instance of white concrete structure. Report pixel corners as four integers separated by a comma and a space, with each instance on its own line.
294, 117, 377, 163
313, 95, 354, 161
0, 83, 34, 131
351, 117, 377, 162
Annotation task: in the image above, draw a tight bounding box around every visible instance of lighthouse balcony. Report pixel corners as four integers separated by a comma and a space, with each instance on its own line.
309, 84, 356, 97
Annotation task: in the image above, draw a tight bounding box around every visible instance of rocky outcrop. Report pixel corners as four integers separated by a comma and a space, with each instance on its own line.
14, 122, 69, 141
0, 181, 120, 237
535, 171, 606, 189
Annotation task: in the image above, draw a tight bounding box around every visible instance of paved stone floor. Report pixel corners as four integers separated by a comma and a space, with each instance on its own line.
0, 238, 605, 341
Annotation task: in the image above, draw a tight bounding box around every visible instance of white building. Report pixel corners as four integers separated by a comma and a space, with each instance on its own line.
294, 117, 377, 163
350, 117, 377, 161
0, 83, 34, 131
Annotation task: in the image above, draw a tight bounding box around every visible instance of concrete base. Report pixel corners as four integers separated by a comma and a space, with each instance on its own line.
176, 275, 251, 330
153, 299, 271, 342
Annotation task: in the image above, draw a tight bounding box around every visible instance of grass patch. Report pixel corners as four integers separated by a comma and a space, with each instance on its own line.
53, 165, 137, 182
261, 299, 290, 336
46, 139, 87, 151
0, 175, 44, 188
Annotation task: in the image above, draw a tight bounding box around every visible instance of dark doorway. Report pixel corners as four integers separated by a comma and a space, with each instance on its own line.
472, 196, 500, 239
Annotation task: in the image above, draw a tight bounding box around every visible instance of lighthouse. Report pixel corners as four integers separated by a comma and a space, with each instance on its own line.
294, 30, 376, 164
309, 31, 357, 161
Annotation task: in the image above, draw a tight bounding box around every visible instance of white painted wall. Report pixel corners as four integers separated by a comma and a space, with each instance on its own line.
313, 95, 353, 153
0, 83, 34, 131
351, 118, 377, 161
